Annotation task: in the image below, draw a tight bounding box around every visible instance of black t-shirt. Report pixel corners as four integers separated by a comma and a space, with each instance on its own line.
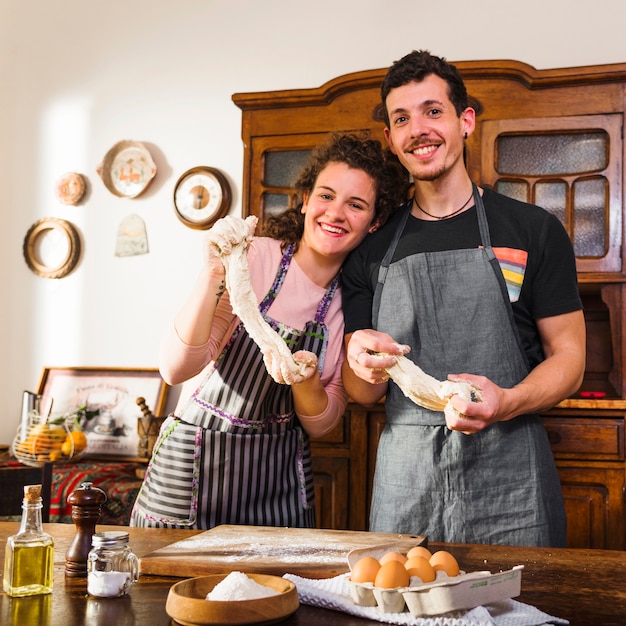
342, 187, 582, 369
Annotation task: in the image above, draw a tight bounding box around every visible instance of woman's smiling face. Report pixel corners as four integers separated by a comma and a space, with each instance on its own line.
300, 161, 378, 260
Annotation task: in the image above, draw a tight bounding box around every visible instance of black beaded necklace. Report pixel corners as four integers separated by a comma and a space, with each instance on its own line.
413, 189, 474, 220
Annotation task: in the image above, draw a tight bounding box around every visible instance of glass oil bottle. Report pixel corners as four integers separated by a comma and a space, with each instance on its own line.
3, 483, 54, 597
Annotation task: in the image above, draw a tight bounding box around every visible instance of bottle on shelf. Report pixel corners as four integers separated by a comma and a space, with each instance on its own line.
3, 483, 54, 597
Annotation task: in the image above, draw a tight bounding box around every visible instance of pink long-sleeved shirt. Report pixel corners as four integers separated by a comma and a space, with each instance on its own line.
159, 237, 348, 438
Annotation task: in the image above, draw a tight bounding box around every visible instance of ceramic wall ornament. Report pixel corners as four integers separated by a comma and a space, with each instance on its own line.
55, 172, 87, 205
97, 140, 157, 199
23, 217, 82, 279
114, 214, 149, 257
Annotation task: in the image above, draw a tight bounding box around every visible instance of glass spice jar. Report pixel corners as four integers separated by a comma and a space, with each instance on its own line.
87, 531, 139, 598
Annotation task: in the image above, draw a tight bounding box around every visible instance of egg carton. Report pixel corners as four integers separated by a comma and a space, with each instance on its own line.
347, 566, 523, 616
346, 544, 523, 617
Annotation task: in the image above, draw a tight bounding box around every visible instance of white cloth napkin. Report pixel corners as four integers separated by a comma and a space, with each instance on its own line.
283, 573, 569, 626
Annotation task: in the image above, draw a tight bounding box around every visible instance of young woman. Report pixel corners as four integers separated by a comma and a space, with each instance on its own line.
130, 133, 407, 529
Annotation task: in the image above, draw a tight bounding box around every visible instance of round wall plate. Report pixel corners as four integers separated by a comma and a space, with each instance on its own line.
173, 166, 232, 230
55, 172, 86, 205
23, 217, 82, 279
97, 140, 157, 198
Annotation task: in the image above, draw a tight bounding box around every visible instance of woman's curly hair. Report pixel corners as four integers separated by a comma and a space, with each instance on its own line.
260, 132, 409, 248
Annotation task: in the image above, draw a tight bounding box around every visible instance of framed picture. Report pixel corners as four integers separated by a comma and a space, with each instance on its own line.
37, 366, 170, 459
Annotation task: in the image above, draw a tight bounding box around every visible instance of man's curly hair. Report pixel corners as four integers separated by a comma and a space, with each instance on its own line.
381, 50, 469, 126
260, 132, 409, 247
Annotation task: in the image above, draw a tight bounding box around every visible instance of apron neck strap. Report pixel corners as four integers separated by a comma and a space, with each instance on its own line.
473, 183, 493, 256
259, 243, 295, 314
373, 185, 492, 327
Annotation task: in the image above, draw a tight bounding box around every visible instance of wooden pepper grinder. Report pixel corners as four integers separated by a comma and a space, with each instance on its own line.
65, 481, 107, 577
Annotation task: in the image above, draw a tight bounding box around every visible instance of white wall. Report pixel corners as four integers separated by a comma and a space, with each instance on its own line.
1, 0, 624, 444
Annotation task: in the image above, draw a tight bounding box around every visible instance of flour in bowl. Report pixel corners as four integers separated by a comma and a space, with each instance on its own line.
207, 571, 280, 601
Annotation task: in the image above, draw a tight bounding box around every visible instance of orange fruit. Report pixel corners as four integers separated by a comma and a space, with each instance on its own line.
61, 431, 88, 456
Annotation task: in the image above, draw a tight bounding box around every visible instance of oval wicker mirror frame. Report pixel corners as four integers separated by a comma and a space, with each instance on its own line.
23, 217, 82, 279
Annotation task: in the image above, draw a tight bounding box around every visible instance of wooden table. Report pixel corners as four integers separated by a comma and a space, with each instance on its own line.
0, 523, 624, 625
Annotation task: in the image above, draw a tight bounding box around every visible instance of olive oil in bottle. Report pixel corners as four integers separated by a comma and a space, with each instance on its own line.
3, 484, 54, 597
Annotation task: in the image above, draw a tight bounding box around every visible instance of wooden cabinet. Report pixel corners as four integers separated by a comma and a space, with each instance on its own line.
555, 465, 624, 549
234, 59, 626, 547
541, 408, 626, 550
310, 405, 369, 531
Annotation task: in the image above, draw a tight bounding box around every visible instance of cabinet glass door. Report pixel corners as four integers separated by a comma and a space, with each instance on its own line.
481, 114, 622, 273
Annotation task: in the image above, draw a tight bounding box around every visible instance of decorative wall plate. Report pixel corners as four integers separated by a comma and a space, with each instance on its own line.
173, 166, 232, 230
55, 172, 86, 205
97, 140, 157, 198
23, 217, 81, 279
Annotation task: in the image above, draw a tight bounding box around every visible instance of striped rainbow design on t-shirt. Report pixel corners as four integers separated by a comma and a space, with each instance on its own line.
493, 247, 528, 303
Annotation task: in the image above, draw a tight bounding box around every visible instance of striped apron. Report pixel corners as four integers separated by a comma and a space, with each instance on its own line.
131, 244, 338, 529
369, 185, 566, 546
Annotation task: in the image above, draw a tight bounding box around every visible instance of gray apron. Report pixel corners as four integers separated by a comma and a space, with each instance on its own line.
131, 244, 337, 530
370, 185, 566, 547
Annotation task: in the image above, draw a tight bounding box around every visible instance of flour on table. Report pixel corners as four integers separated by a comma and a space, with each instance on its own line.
166, 534, 365, 564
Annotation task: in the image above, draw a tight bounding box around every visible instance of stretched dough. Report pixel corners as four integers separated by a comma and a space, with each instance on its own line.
384, 354, 481, 411
208, 216, 312, 383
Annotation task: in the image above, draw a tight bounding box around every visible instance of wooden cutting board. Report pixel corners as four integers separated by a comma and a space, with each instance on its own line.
139, 524, 427, 579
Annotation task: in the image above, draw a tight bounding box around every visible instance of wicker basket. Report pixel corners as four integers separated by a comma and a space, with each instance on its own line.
12, 412, 88, 467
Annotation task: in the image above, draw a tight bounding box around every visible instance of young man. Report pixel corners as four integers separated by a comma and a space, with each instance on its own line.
341, 50, 586, 546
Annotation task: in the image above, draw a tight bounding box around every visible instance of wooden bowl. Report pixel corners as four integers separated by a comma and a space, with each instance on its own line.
165, 573, 299, 626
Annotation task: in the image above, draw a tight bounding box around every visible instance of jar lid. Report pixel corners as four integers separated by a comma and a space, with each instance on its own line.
91, 531, 129, 548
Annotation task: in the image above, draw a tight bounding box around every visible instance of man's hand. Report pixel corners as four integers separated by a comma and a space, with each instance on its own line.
346, 329, 410, 385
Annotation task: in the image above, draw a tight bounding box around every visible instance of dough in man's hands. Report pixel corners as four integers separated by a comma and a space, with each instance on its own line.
381, 354, 481, 411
